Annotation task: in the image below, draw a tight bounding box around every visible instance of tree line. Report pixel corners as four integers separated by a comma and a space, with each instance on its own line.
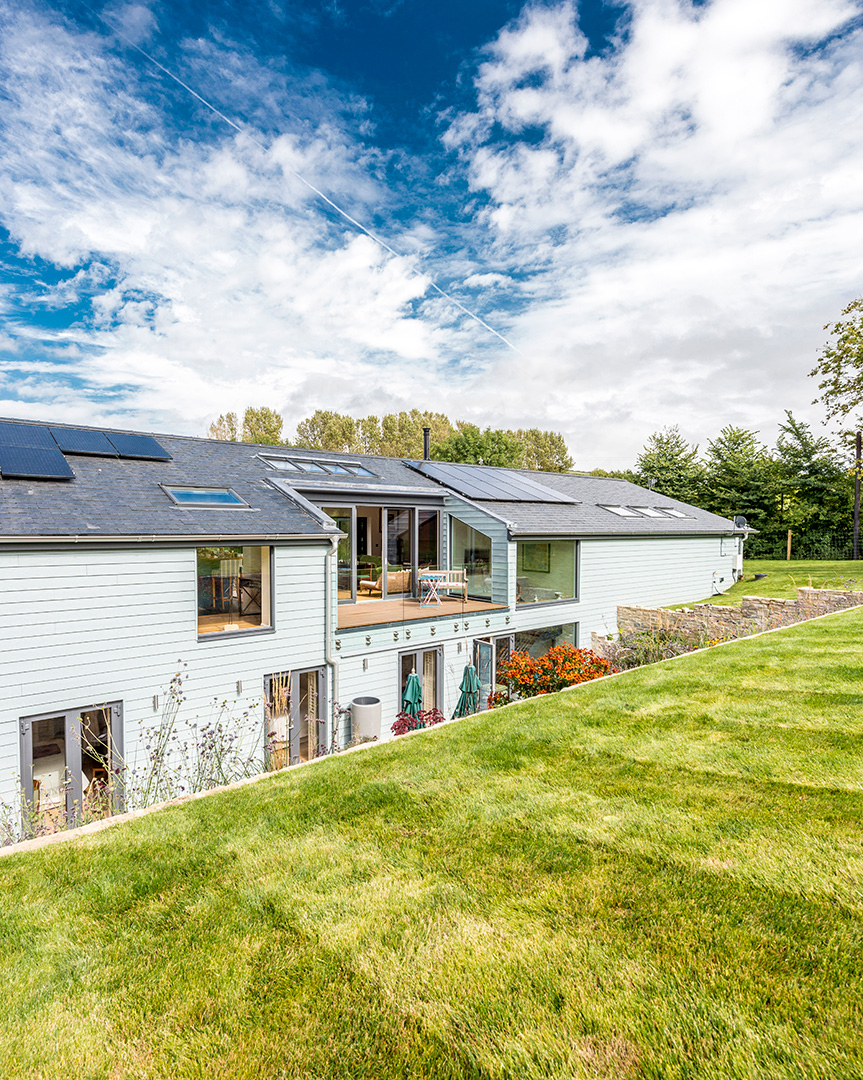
208, 407, 574, 471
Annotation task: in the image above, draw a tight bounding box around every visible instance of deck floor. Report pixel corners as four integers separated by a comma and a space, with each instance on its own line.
337, 596, 507, 630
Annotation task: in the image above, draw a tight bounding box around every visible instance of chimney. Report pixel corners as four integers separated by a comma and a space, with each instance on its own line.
422, 426, 431, 460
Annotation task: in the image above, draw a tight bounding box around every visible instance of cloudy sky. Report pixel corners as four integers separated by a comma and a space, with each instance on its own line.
0, 0, 861, 467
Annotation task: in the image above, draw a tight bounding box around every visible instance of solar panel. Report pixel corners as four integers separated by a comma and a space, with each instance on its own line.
0, 421, 56, 449
106, 432, 172, 460
416, 461, 576, 503
49, 427, 118, 456
0, 444, 75, 480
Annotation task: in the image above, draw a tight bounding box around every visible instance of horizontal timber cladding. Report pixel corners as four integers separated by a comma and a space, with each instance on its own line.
444, 497, 510, 605
0, 543, 331, 808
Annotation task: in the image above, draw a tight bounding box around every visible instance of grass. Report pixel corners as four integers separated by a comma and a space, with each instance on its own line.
680, 557, 863, 607
2, 609, 863, 1078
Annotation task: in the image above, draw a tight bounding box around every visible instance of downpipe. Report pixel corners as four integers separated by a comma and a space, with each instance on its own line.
324, 536, 341, 750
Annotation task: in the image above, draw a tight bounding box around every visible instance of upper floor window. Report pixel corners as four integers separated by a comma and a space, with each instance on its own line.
516, 540, 577, 604
197, 545, 272, 635
450, 518, 492, 601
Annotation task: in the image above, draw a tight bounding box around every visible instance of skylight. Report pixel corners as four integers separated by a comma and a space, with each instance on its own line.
163, 486, 249, 508
631, 506, 667, 518
600, 505, 642, 517
261, 455, 379, 478
657, 507, 688, 518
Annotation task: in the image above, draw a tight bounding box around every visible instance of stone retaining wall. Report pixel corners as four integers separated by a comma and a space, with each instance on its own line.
591, 587, 863, 656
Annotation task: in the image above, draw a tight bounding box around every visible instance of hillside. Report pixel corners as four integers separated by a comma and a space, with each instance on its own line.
2, 608, 862, 1079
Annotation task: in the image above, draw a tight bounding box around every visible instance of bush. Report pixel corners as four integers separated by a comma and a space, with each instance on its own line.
391, 707, 446, 736
495, 645, 616, 702
601, 629, 723, 670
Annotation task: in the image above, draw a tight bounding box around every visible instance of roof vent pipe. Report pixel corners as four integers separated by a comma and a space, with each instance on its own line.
422, 426, 431, 460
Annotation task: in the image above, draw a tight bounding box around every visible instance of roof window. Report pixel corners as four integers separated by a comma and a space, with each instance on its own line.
631, 506, 667, 518
260, 455, 379, 478
163, 486, 249, 508
600, 505, 642, 517
657, 507, 688, 518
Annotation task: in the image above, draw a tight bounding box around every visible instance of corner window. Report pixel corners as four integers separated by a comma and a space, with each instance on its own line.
450, 518, 492, 601
197, 545, 272, 635
516, 541, 577, 604
164, 486, 248, 507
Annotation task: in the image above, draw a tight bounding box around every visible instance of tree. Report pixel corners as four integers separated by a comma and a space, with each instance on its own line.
810, 297, 863, 433
242, 406, 283, 445
513, 429, 574, 472
294, 410, 364, 454
773, 411, 852, 539
378, 411, 454, 458
431, 423, 522, 467
635, 426, 703, 504
700, 425, 779, 533
208, 412, 238, 441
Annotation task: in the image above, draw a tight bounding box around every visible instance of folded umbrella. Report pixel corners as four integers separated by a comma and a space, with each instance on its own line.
452, 662, 482, 718
402, 671, 422, 718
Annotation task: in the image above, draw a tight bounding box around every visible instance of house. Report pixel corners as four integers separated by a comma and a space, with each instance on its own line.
0, 417, 744, 830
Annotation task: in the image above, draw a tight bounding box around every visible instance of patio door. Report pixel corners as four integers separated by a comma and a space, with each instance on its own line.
265, 668, 327, 766
20, 702, 123, 826
399, 648, 441, 712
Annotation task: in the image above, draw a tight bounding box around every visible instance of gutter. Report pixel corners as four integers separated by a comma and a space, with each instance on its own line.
0, 532, 333, 546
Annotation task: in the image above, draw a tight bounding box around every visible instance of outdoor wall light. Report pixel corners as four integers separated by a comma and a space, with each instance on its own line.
454, 623, 459, 631
335, 639, 341, 650
363, 658, 368, 672
406, 629, 411, 639
236, 680, 243, 695
393, 631, 399, 641
153, 694, 159, 712
430, 625, 436, 635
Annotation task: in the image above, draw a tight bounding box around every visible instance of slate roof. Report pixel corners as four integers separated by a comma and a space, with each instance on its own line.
0, 418, 737, 541
403, 462, 738, 537
0, 421, 338, 540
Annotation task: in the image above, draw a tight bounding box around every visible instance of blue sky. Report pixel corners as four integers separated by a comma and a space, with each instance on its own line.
1, 0, 861, 466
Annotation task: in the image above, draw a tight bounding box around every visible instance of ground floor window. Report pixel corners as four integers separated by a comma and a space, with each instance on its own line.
197, 545, 272, 634
264, 668, 326, 768
20, 702, 123, 828
398, 648, 441, 713
474, 624, 578, 707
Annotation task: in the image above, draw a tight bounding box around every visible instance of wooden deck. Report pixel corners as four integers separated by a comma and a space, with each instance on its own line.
337, 596, 508, 630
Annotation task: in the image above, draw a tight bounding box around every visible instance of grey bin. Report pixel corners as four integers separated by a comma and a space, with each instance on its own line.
351, 696, 382, 740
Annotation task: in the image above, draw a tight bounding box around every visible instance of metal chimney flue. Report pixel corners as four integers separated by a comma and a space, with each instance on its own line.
422, 426, 431, 460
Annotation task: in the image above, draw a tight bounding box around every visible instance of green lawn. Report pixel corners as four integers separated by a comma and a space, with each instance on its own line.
684, 557, 863, 607
2, 610, 863, 1079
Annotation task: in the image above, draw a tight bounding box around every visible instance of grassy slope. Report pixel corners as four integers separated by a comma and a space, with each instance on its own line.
2, 610, 863, 1079
682, 557, 863, 608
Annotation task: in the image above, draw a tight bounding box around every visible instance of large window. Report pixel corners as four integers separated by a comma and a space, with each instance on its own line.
516, 541, 577, 604
514, 623, 577, 656
197, 546, 272, 634
322, 507, 353, 601
474, 625, 577, 708
264, 668, 325, 767
451, 518, 492, 601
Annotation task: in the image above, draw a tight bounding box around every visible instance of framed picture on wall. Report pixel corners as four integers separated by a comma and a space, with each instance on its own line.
522, 542, 550, 573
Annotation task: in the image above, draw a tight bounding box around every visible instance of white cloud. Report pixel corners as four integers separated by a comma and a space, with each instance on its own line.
0, 1, 862, 468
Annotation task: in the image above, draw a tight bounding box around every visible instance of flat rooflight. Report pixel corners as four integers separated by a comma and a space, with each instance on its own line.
163, 486, 249, 508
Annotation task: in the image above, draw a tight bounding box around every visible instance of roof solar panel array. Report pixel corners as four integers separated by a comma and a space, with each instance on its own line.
50, 427, 118, 456
415, 461, 576, 503
0, 444, 76, 480
0, 421, 57, 449
105, 432, 172, 460
0, 420, 172, 481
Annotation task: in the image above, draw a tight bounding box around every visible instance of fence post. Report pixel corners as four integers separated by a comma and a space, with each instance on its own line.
786, 529, 792, 561
854, 430, 861, 561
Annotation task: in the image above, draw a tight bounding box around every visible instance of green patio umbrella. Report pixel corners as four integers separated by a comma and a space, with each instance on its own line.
402, 671, 422, 717
452, 663, 481, 718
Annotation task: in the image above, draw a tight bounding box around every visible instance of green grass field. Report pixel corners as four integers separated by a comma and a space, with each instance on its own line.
685, 557, 863, 607
2, 608, 863, 1079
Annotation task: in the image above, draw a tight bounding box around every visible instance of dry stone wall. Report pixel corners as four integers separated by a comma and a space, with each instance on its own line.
591, 587, 863, 656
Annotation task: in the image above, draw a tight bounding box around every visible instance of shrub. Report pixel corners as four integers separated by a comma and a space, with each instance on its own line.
495, 644, 616, 702
391, 708, 446, 736
601, 628, 723, 670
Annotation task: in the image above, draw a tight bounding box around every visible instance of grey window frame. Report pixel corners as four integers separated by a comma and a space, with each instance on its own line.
19, 700, 124, 822
161, 484, 251, 509
397, 646, 442, 712
515, 538, 580, 608
196, 544, 276, 641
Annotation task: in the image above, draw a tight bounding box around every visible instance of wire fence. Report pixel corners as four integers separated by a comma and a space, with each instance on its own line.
746, 531, 859, 561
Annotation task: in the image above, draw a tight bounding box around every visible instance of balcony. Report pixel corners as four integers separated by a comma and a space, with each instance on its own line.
337, 595, 507, 631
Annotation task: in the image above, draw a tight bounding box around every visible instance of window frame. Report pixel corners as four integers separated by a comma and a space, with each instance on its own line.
515, 538, 580, 607
161, 484, 251, 509
196, 544, 276, 640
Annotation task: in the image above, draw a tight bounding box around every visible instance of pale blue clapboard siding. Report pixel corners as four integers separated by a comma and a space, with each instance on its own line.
0, 543, 331, 809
